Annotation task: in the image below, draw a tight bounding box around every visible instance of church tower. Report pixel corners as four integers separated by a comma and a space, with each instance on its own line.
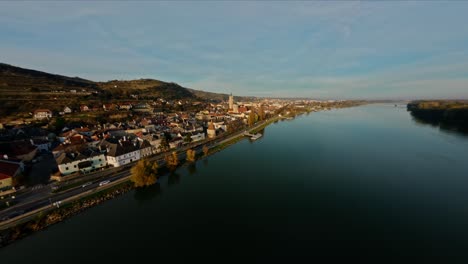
228, 93, 234, 110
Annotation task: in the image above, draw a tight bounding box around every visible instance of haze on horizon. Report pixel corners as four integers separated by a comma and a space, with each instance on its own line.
1, 1, 468, 100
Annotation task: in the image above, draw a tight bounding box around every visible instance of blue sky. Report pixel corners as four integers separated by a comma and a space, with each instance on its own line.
1, 1, 468, 99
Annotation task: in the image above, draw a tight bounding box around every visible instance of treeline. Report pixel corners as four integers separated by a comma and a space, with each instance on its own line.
407, 100, 468, 133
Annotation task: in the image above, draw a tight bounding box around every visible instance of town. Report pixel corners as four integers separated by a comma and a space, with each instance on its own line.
0, 94, 356, 202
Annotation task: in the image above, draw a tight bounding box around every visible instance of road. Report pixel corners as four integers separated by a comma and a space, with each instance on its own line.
0, 116, 277, 228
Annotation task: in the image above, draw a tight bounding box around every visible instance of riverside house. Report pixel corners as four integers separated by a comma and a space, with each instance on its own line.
55, 149, 107, 175
100, 137, 141, 167
33, 109, 53, 119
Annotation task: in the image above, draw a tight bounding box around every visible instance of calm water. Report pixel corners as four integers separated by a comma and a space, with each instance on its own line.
2, 104, 468, 260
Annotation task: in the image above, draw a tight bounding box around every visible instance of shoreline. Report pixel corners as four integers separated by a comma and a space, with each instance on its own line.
0, 103, 364, 249
0, 115, 281, 248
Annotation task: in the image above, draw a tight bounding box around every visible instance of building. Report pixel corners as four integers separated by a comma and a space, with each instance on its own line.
0, 160, 22, 191
232, 104, 239, 113
0, 141, 38, 162
33, 109, 52, 119
207, 121, 216, 139
55, 149, 107, 175
80, 105, 90, 112
101, 138, 141, 167
63, 106, 72, 114
139, 139, 153, 158
229, 93, 234, 110
30, 139, 51, 152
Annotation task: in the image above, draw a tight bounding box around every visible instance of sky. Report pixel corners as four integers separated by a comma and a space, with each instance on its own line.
1, 1, 468, 100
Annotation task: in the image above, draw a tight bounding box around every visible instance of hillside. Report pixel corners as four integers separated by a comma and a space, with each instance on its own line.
0, 63, 249, 120
0, 63, 98, 93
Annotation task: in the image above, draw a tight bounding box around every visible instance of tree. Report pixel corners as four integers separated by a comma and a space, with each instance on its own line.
248, 111, 256, 126
203, 145, 209, 156
158, 136, 169, 152
258, 105, 266, 121
130, 159, 158, 187
186, 149, 196, 163
165, 151, 179, 170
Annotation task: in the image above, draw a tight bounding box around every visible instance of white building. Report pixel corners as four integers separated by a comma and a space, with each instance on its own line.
63, 106, 72, 114
33, 109, 52, 119
101, 138, 141, 167
55, 150, 107, 175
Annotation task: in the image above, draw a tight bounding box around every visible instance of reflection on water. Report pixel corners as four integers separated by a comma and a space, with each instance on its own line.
168, 172, 181, 185
188, 163, 197, 175
133, 183, 161, 202
410, 111, 468, 137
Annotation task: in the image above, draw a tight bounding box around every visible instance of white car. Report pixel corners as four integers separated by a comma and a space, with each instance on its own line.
81, 182, 92, 188
99, 180, 110, 186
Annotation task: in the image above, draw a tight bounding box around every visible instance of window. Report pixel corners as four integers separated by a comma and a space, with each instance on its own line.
74, 165, 77, 168
66, 167, 69, 170
99, 159, 102, 162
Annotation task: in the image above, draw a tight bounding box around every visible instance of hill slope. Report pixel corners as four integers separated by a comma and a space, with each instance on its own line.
0, 63, 98, 92
0, 63, 241, 101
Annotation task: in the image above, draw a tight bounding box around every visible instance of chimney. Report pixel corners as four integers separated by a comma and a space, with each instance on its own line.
123, 136, 127, 141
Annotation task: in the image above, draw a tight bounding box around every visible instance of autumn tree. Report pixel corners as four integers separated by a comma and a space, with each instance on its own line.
248, 111, 257, 126
203, 145, 209, 156
258, 105, 266, 121
158, 136, 170, 152
130, 159, 158, 187
186, 149, 196, 163
165, 151, 179, 170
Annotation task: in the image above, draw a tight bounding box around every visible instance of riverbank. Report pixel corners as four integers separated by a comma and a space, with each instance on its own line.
407, 100, 468, 134
0, 115, 280, 248
0, 103, 362, 248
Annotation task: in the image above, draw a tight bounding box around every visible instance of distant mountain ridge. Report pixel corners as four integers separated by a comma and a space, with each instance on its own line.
0, 62, 247, 101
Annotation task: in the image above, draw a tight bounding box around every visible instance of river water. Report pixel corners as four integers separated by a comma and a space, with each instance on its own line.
2, 104, 468, 260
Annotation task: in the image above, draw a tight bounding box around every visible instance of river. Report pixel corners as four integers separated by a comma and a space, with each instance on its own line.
2, 104, 468, 260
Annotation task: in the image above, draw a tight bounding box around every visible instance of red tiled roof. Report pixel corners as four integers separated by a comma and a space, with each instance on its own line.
0, 161, 20, 178
0, 173, 11, 180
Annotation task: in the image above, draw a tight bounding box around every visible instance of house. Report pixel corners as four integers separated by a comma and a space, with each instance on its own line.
103, 104, 116, 111
190, 131, 205, 142
119, 104, 132, 110
169, 137, 184, 149
55, 149, 107, 175
30, 139, 51, 152
34, 109, 53, 119
100, 138, 141, 167
0, 141, 38, 161
207, 121, 216, 138
63, 106, 72, 114
0, 160, 22, 191
178, 132, 205, 143
73, 127, 94, 137
138, 139, 153, 158
80, 105, 90, 112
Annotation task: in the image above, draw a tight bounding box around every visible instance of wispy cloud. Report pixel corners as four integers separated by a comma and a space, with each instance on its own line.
1, 1, 468, 99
